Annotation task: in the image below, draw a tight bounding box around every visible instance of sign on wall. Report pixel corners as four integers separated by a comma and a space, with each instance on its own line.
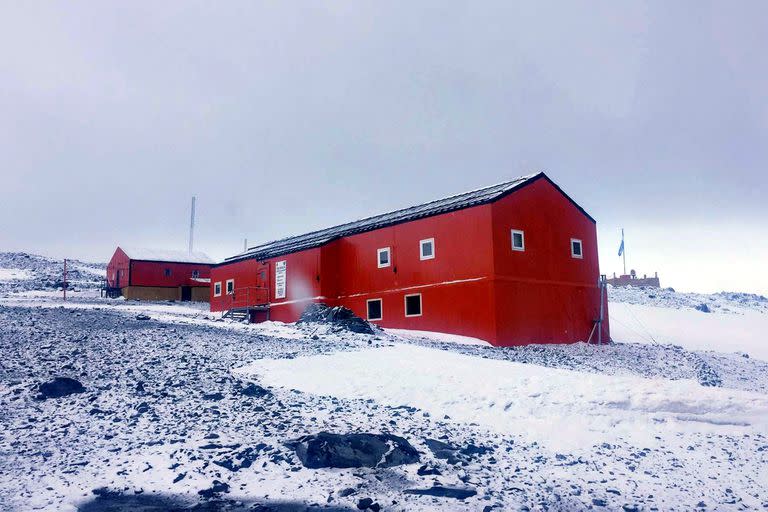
275, 260, 287, 299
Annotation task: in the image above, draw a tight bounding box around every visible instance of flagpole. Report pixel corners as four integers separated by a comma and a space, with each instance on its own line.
622, 228, 626, 276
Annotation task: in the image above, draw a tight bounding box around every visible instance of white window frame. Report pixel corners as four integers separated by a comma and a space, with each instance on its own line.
404, 293, 423, 317
213, 281, 222, 297
419, 238, 435, 260
377, 247, 391, 268
226, 279, 235, 294
511, 229, 525, 252
570, 238, 583, 259
366, 298, 383, 321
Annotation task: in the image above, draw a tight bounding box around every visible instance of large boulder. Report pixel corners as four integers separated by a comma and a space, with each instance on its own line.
37, 377, 85, 399
298, 303, 374, 334
287, 432, 419, 469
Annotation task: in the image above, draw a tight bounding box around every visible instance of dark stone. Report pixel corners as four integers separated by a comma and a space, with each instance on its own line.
424, 438, 490, 463
197, 480, 229, 498
135, 314, 151, 320
240, 383, 271, 398
38, 377, 85, 399
592, 498, 608, 507
297, 303, 374, 334
357, 497, 373, 510
417, 464, 442, 476
287, 432, 419, 469
203, 392, 224, 401
423, 438, 458, 460
403, 486, 477, 499
695, 303, 711, 313
213, 445, 270, 472
338, 488, 357, 497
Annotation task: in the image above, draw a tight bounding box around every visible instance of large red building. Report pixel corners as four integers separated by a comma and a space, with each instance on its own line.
106, 247, 214, 302
210, 173, 609, 346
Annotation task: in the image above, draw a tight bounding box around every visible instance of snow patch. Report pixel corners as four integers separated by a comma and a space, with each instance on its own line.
235, 344, 768, 452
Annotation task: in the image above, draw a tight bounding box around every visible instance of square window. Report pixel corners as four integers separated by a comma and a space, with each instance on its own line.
367, 299, 383, 321
404, 294, 422, 317
214, 282, 222, 297
377, 247, 391, 268
420, 238, 435, 260
571, 238, 583, 259
511, 229, 525, 251
192, 270, 200, 278
226, 279, 235, 294
164, 268, 172, 277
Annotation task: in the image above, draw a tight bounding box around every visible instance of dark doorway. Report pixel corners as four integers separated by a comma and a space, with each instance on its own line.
115, 270, 121, 287
181, 286, 192, 301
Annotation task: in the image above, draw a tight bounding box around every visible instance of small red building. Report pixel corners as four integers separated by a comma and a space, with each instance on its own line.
210, 173, 609, 346
106, 247, 214, 302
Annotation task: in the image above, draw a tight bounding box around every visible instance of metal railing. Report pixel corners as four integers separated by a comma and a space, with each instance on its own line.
226, 286, 269, 310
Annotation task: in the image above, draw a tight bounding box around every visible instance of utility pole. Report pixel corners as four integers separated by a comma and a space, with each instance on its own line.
63, 259, 67, 301
244, 238, 248, 252
188, 196, 196, 254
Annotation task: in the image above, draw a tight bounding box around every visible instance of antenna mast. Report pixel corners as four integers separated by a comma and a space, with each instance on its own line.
188, 196, 196, 254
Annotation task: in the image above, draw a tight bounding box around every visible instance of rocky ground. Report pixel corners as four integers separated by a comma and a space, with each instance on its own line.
1, 253, 767, 511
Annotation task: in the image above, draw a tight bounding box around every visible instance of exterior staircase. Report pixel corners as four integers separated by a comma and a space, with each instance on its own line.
222, 305, 270, 323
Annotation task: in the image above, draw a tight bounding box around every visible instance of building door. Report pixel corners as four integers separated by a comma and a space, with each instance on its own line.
115, 270, 121, 287
181, 286, 192, 301
255, 262, 270, 304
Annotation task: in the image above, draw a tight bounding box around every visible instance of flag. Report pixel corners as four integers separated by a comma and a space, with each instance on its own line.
618, 229, 625, 256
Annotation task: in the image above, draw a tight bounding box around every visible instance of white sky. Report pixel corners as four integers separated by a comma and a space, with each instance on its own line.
1, 1, 766, 295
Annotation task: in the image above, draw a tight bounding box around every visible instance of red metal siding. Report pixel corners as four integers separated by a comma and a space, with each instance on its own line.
129, 260, 212, 288
106, 248, 130, 288
490, 179, 609, 344
210, 248, 323, 322
209, 177, 609, 346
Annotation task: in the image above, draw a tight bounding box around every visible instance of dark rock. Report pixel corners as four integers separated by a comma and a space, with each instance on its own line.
338, 488, 357, 497
357, 497, 373, 510
404, 486, 477, 499
297, 303, 374, 334
38, 377, 85, 399
424, 438, 458, 460
197, 480, 229, 498
695, 303, 711, 313
203, 392, 225, 401
592, 498, 608, 507
240, 383, 271, 398
213, 445, 269, 472
287, 432, 419, 469
135, 314, 151, 320
417, 464, 442, 476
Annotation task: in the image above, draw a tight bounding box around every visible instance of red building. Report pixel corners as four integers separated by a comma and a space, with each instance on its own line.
210, 173, 609, 346
106, 247, 214, 302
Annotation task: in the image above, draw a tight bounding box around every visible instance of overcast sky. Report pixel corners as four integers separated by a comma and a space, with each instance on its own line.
1, 1, 766, 294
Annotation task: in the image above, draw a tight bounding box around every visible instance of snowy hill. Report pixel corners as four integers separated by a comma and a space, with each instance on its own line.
0, 252, 105, 296
0, 255, 767, 511
608, 284, 768, 361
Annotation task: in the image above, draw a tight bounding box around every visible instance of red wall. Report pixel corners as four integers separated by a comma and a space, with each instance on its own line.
106, 247, 212, 289
490, 178, 609, 343
130, 260, 212, 288
210, 247, 324, 322
106, 248, 130, 288
209, 176, 609, 346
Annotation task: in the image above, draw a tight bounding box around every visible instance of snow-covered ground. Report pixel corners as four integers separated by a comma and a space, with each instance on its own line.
1, 253, 767, 511
608, 284, 768, 361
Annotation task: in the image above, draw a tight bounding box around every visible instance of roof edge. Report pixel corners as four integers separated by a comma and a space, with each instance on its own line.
217, 171, 595, 266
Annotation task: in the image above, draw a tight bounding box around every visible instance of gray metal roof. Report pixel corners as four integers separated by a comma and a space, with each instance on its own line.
223, 172, 591, 264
